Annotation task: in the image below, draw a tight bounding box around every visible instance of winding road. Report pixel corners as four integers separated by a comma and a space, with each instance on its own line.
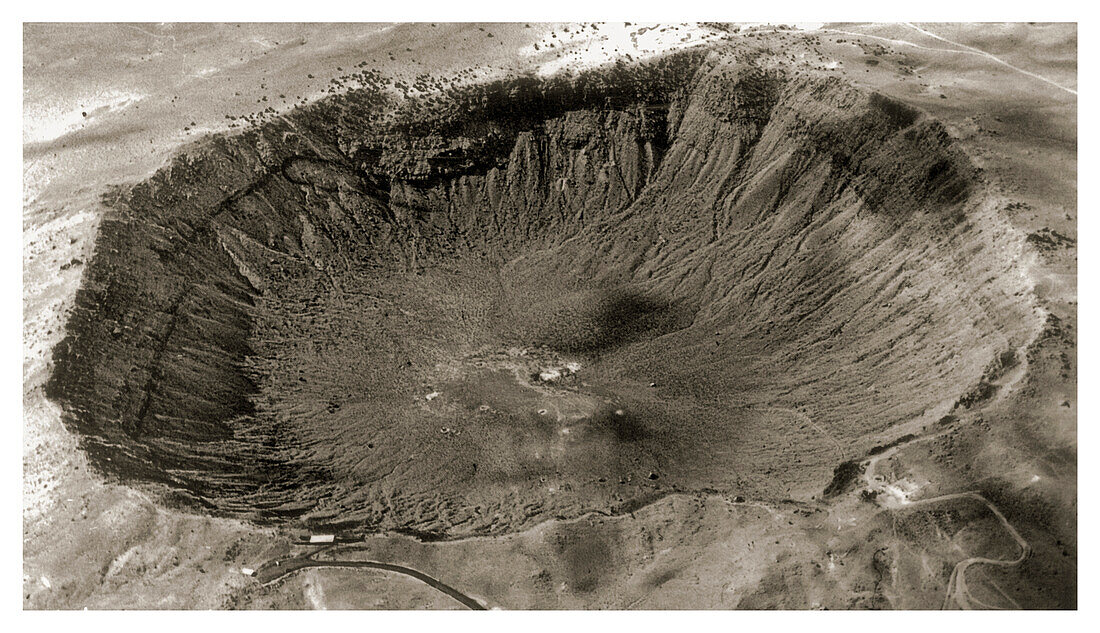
863, 439, 1032, 610
937, 492, 1032, 610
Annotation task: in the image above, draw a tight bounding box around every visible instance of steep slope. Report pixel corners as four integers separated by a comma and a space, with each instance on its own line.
46, 46, 1042, 537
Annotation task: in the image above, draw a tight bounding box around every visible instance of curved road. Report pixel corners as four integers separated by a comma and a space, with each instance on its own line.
936, 492, 1032, 610
863, 440, 1031, 610
253, 549, 487, 610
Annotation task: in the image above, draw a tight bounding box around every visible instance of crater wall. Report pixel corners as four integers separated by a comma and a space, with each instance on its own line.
47, 50, 1041, 534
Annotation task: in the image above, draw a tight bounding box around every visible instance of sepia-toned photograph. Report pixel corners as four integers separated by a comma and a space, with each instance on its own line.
21, 12, 1079, 613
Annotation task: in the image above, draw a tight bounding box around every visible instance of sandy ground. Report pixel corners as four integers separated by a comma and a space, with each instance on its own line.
23, 22, 1076, 609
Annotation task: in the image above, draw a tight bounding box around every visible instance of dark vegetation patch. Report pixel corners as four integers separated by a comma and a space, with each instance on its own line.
823, 460, 865, 498
1026, 227, 1075, 252
955, 348, 1019, 409
867, 433, 918, 456
955, 381, 999, 409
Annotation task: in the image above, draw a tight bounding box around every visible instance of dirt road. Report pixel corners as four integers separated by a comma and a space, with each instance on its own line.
253, 547, 487, 610
863, 437, 1031, 609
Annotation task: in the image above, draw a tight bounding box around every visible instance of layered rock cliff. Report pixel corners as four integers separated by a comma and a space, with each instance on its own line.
47, 47, 1042, 534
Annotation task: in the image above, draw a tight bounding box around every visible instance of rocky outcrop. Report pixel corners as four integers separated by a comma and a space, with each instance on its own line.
47, 46, 1041, 533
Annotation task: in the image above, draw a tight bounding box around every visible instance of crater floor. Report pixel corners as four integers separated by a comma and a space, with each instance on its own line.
47, 48, 1039, 535
25, 23, 1077, 610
